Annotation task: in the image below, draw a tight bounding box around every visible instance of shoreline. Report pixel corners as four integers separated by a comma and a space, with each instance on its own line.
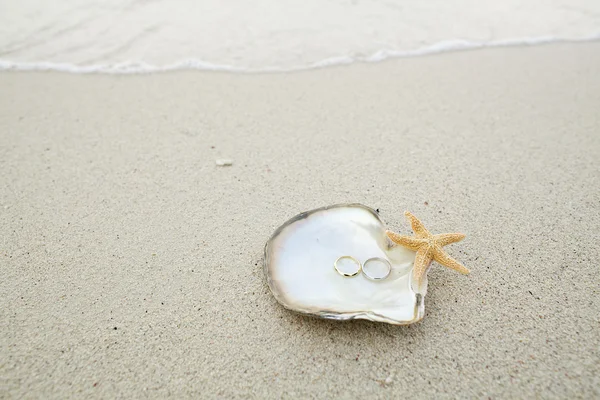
0, 35, 599, 75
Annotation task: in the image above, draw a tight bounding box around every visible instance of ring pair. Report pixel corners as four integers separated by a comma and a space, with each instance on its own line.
333, 256, 391, 281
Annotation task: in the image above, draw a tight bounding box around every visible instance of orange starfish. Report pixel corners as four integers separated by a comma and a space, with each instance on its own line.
386, 211, 469, 287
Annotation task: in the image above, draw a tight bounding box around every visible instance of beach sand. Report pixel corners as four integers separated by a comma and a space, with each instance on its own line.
1, 43, 599, 398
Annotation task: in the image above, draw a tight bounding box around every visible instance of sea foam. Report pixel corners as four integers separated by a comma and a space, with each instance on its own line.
1, 0, 599, 74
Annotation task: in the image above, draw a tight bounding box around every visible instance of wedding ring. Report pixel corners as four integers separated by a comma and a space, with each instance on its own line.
362, 257, 391, 281
334, 256, 362, 277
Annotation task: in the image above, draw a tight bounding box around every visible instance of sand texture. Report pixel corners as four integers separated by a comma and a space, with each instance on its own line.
1, 43, 599, 398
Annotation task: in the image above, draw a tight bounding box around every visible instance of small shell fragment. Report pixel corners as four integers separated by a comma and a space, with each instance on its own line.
215, 159, 233, 166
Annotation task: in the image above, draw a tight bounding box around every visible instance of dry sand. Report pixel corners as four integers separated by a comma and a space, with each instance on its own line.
1, 43, 599, 399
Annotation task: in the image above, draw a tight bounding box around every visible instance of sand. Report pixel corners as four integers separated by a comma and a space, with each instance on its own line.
1, 43, 599, 399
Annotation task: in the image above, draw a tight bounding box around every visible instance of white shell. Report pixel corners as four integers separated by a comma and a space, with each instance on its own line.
264, 204, 425, 325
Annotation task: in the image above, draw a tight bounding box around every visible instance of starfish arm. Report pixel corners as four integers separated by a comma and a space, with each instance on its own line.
434, 233, 466, 246
412, 246, 434, 286
433, 248, 470, 275
385, 230, 425, 251
404, 211, 431, 238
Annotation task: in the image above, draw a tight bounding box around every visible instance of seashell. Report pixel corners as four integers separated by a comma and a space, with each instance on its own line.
264, 204, 425, 325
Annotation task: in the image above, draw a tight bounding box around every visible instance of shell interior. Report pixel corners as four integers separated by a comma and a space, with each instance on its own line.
264, 204, 424, 325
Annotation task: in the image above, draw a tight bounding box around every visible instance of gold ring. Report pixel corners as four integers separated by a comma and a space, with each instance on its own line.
362, 257, 391, 281
334, 256, 362, 277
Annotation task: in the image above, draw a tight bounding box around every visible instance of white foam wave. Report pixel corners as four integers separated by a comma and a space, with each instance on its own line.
1, 34, 599, 74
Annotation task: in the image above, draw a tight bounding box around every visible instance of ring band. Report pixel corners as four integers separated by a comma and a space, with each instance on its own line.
334, 256, 362, 277
362, 257, 391, 281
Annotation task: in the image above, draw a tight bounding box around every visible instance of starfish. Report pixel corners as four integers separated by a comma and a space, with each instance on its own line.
386, 211, 469, 287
